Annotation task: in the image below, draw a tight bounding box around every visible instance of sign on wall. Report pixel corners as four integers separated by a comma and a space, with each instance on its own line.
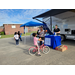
12, 25, 16, 28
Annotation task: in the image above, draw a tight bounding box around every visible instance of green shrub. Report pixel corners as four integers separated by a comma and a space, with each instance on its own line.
0, 32, 4, 35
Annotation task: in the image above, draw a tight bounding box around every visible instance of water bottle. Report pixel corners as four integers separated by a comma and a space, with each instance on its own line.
55, 32, 56, 36
54, 32, 56, 36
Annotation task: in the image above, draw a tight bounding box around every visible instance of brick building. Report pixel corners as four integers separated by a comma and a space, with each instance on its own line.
0, 24, 39, 35
0, 26, 4, 32
3, 24, 24, 35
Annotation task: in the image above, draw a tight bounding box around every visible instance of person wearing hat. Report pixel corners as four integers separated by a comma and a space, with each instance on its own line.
38, 26, 47, 45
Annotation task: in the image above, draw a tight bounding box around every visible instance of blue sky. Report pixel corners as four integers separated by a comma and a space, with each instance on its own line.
0, 9, 50, 26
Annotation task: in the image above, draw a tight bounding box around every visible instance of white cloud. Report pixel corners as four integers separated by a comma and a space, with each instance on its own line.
23, 9, 48, 18
0, 9, 49, 26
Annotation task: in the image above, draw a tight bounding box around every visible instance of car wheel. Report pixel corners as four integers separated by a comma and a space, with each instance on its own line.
61, 35, 66, 41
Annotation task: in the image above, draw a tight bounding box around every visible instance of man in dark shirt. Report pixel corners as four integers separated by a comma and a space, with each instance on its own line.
53, 25, 60, 35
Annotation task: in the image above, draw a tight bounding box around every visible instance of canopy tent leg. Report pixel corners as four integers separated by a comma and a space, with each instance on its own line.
24, 31, 26, 44
24, 26, 26, 44
24, 26, 25, 34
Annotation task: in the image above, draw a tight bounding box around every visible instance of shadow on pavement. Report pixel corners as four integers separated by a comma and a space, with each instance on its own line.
61, 39, 75, 46
20, 36, 34, 46
10, 36, 75, 47
18, 46, 29, 55
8, 42, 16, 45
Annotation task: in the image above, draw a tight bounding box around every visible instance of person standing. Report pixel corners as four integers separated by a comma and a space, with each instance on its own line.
53, 25, 60, 35
14, 32, 19, 45
39, 26, 47, 45
18, 31, 22, 41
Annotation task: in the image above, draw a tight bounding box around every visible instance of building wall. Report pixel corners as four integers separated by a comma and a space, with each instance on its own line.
3, 24, 39, 35
4, 24, 24, 35
0, 28, 4, 32
28, 27, 39, 32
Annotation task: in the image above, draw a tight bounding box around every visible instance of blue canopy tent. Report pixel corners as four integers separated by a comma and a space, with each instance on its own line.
20, 21, 45, 27
20, 21, 46, 34
20, 21, 53, 44
20, 21, 53, 34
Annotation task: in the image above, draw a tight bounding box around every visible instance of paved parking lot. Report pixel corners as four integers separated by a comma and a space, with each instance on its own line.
0, 36, 75, 65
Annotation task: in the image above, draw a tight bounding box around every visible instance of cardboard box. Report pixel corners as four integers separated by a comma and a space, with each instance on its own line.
55, 45, 67, 52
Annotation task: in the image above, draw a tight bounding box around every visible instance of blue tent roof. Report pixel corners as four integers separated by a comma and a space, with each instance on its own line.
20, 21, 53, 35
20, 21, 45, 27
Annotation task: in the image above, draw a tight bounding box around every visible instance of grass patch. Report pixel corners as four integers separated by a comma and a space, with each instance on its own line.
22, 31, 37, 36
0, 31, 37, 39
0, 34, 14, 39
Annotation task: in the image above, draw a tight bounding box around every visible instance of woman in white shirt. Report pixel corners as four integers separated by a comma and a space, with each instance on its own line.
39, 26, 47, 45
14, 32, 19, 45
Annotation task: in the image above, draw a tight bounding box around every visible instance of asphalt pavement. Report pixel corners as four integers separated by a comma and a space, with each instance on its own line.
0, 36, 75, 65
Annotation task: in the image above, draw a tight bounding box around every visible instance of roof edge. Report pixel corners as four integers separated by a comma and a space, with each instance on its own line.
33, 9, 52, 19
33, 9, 73, 19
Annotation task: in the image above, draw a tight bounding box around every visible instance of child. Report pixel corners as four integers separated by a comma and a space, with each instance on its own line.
14, 32, 19, 45
19, 33, 22, 41
18, 31, 22, 41
32, 33, 42, 56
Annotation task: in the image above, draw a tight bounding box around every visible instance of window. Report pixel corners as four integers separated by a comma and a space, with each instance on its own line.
12, 25, 16, 28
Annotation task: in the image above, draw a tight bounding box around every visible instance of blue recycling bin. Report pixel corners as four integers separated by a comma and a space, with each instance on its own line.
44, 35, 61, 49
